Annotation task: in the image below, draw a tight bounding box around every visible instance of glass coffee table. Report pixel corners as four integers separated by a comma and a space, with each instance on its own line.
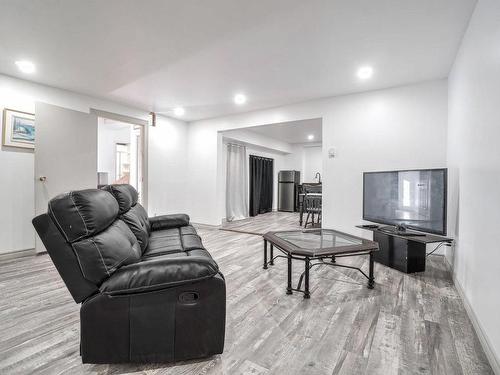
262, 229, 379, 298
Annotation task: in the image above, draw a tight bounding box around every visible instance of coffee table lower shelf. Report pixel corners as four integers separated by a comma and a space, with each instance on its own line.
263, 239, 375, 299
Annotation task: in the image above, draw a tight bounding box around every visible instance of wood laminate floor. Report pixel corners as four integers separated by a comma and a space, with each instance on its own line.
220, 210, 306, 235
0, 212, 493, 374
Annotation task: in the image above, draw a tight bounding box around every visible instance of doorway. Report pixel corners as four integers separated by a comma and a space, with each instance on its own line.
218, 118, 323, 225
97, 117, 144, 202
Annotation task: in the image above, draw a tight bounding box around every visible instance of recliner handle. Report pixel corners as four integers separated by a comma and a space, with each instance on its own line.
179, 291, 199, 304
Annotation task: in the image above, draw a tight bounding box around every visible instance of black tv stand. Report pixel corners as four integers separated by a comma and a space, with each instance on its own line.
356, 225, 452, 273
378, 226, 426, 237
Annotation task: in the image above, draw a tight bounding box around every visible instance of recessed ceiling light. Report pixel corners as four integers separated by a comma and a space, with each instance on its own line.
357, 66, 373, 80
15, 60, 36, 74
173, 107, 185, 116
307, 134, 314, 140
234, 93, 247, 105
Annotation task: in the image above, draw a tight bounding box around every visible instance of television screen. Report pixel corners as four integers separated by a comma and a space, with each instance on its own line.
363, 169, 447, 235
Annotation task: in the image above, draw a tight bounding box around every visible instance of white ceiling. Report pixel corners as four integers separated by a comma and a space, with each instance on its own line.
247, 119, 322, 144
0, 0, 476, 121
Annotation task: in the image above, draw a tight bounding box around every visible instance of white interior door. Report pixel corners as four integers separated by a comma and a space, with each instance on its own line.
34, 102, 97, 253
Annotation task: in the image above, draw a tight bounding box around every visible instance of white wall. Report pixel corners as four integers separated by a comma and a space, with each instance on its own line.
0, 74, 189, 254
188, 80, 448, 228
0, 128, 34, 253
447, 0, 500, 370
280, 143, 322, 184
282, 143, 304, 176
222, 128, 292, 154
147, 115, 189, 216
303, 145, 322, 183
0, 79, 37, 253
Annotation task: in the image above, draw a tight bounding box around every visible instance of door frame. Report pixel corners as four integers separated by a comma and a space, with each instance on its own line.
92, 109, 149, 210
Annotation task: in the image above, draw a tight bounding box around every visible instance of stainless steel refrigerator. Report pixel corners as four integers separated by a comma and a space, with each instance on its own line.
278, 170, 300, 212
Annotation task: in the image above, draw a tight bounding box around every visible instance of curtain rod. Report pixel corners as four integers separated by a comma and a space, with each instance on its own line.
226, 142, 246, 147
249, 154, 274, 161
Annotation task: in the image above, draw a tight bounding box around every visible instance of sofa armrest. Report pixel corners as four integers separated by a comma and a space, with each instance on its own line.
99, 255, 218, 296
149, 214, 190, 231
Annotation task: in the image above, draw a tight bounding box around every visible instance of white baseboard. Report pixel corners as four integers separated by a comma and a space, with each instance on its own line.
0, 248, 36, 261
445, 257, 500, 374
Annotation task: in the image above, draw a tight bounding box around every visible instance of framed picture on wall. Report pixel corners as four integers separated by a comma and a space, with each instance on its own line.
2, 108, 35, 149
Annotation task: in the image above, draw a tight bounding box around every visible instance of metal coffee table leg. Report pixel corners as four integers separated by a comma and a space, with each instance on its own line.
270, 244, 274, 265
286, 254, 292, 294
263, 239, 268, 270
368, 251, 375, 289
304, 257, 311, 299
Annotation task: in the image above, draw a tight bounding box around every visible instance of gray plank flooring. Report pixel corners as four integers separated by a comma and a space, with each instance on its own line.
220, 211, 306, 235
0, 212, 493, 374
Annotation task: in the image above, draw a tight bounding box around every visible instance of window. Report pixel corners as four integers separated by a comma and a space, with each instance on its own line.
115, 143, 131, 184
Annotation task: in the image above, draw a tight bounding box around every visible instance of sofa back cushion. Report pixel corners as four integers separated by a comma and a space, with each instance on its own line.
48, 189, 141, 285
48, 189, 118, 243
121, 204, 150, 251
102, 184, 150, 252
72, 220, 141, 284
33, 213, 99, 303
102, 184, 138, 214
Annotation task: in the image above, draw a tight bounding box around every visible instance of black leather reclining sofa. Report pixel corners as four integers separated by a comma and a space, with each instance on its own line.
32, 184, 225, 363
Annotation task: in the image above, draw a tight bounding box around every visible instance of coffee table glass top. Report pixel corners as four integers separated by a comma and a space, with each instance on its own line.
265, 229, 378, 256
275, 229, 362, 248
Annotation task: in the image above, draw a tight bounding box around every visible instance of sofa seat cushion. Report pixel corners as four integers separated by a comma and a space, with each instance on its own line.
187, 249, 214, 258
99, 253, 219, 295
149, 228, 181, 240
182, 234, 203, 251
180, 226, 198, 236
142, 225, 204, 258
143, 234, 184, 258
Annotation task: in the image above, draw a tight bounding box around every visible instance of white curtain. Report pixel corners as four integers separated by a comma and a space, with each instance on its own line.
226, 143, 248, 221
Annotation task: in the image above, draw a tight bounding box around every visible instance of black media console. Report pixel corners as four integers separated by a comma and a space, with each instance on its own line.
356, 225, 453, 273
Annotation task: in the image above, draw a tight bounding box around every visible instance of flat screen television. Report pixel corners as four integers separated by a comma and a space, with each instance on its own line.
363, 168, 447, 235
